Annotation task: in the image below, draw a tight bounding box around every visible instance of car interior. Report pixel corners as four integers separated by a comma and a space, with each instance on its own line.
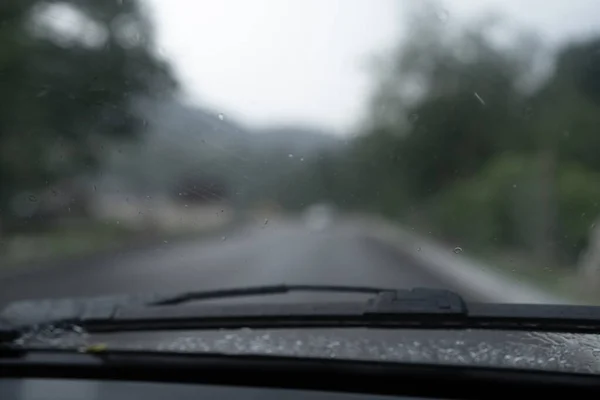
2, 349, 600, 399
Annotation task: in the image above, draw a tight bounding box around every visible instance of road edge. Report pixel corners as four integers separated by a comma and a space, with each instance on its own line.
356, 216, 576, 304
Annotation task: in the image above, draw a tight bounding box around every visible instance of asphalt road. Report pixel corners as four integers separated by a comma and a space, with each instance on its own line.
0, 219, 463, 306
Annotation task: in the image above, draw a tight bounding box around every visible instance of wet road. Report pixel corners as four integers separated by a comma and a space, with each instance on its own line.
0, 219, 461, 305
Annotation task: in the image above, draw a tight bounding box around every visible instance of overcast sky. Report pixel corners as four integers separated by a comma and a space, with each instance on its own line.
144, 0, 600, 133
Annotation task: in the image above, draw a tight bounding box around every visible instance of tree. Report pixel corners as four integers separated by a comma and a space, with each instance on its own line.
0, 0, 176, 229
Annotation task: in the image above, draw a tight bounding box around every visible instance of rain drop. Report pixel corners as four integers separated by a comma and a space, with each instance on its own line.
512, 184, 517, 188
288, 154, 294, 158
264, 218, 269, 226
416, 246, 421, 252
218, 113, 224, 121
409, 113, 419, 123
221, 236, 227, 241
93, 185, 97, 192
453, 246, 463, 254
300, 157, 304, 162
28, 195, 37, 202
163, 240, 168, 244
474, 92, 486, 105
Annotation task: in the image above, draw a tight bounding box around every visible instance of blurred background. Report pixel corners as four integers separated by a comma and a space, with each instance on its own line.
3, 0, 600, 304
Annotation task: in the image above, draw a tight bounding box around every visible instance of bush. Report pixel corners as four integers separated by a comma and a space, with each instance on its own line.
427, 152, 600, 264
556, 164, 600, 260
428, 153, 531, 249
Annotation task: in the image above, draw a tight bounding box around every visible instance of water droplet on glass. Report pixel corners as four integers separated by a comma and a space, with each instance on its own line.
300, 157, 304, 162
453, 246, 463, 254
264, 218, 269, 226
563, 130, 570, 138
218, 113, 224, 121
436, 8, 449, 22
409, 113, 419, 123
221, 236, 227, 241
93, 185, 97, 192
474, 92, 486, 105
28, 195, 37, 202
163, 240, 168, 244
416, 246, 421, 252
288, 154, 294, 158
512, 184, 517, 188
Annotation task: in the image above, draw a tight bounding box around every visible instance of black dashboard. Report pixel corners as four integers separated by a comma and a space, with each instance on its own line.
1, 350, 600, 399
0, 379, 422, 400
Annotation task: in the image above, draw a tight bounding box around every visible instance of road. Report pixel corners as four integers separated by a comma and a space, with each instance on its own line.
0, 219, 467, 306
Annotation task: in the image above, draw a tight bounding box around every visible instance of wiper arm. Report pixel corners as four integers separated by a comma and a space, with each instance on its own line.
148, 284, 389, 306
0, 286, 465, 342
12, 285, 600, 341
5, 283, 600, 344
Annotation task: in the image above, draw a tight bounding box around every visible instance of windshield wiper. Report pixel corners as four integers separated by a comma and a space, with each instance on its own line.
0, 285, 465, 342
148, 284, 397, 306
4, 285, 600, 344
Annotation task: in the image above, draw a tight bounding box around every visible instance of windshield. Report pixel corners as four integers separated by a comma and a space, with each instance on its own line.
2, 1, 600, 319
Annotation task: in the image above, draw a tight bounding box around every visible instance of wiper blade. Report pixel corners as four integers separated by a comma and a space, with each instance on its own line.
148, 284, 391, 306
8, 285, 600, 341
0, 286, 465, 342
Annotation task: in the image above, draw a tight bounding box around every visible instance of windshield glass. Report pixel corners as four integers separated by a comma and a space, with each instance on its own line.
2, 0, 600, 327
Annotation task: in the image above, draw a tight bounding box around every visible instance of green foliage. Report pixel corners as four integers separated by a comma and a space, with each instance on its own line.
0, 0, 176, 229
428, 153, 528, 248
331, 7, 600, 267
556, 164, 600, 259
